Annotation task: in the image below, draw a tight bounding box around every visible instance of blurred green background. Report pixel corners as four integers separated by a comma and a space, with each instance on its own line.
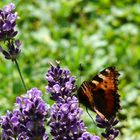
0, 0, 140, 140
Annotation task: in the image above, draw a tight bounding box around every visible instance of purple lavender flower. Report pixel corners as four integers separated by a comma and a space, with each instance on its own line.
46, 63, 76, 103
0, 3, 21, 61
1, 88, 49, 140
49, 96, 86, 139
0, 3, 18, 40
17, 132, 30, 140
1, 110, 20, 140
46, 63, 100, 140
96, 115, 119, 140
16, 88, 49, 140
78, 132, 101, 140
0, 40, 21, 61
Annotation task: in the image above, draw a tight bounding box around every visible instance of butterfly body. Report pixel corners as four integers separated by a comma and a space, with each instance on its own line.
77, 67, 120, 120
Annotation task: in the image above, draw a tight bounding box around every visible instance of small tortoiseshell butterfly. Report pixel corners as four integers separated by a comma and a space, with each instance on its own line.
77, 67, 120, 120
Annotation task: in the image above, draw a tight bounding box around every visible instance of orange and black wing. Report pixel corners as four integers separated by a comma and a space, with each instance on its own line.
77, 67, 120, 120
77, 81, 94, 111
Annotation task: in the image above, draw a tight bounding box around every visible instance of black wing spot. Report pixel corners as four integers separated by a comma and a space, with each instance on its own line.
100, 70, 109, 76
93, 75, 103, 82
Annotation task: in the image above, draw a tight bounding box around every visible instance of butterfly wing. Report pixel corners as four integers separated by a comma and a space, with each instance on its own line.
77, 67, 120, 120
77, 81, 95, 111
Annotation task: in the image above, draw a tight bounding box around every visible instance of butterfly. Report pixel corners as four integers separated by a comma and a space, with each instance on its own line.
77, 67, 120, 121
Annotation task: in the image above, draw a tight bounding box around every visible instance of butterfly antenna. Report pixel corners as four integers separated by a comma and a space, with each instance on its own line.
86, 107, 96, 125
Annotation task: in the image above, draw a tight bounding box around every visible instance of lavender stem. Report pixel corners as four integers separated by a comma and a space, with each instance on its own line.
14, 59, 27, 92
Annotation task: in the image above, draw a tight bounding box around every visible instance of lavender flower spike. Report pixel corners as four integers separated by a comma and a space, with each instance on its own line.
0, 3, 18, 40
96, 115, 119, 140
0, 40, 21, 61
78, 132, 101, 140
1, 88, 49, 140
1, 110, 20, 140
0, 3, 21, 61
16, 88, 50, 140
46, 63, 76, 103
46, 63, 100, 140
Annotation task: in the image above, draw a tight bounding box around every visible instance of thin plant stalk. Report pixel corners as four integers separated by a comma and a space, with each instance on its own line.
14, 59, 27, 92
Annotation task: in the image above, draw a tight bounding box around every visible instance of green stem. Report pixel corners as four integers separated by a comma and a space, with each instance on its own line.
14, 59, 27, 92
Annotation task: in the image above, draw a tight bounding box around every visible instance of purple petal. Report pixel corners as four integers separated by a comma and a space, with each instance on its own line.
2, 20, 13, 31
46, 75, 54, 82
79, 132, 101, 140
53, 84, 60, 93
65, 81, 72, 90
26, 121, 34, 130
61, 104, 69, 113
3, 3, 15, 13
7, 13, 18, 23
27, 88, 42, 98
6, 129, 13, 135
46, 86, 52, 93
10, 116, 19, 125
2, 50, 11, 59
15, 39, 21, 47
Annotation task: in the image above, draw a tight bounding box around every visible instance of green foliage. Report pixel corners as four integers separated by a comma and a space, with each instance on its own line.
0, 0, 140, 139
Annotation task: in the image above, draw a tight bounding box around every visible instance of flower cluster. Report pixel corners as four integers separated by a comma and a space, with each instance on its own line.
0, 3, 18, 40
1, 110, 20, 139
78, 132, 101, 140
49, 97, 86, 139
1, 88, 49, 140
46, 63, 100, 140
0, 39, 21, 61
46, 64, 76, 102
96, 115, 119, 140
0, 3, 21, 61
